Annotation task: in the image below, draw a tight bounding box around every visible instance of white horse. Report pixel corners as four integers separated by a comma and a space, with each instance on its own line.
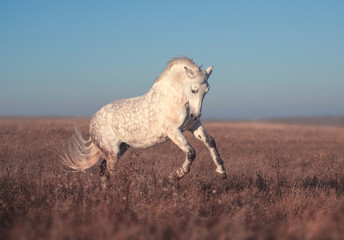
60, 57, 227, 181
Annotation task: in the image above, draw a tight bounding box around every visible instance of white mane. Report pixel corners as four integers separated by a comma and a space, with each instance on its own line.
154, 57, 202, 83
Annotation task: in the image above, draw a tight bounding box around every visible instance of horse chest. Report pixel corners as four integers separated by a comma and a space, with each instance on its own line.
180, 118, 197, 132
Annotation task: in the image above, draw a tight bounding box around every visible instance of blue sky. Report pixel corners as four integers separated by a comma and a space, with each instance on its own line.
1, 1, 343, 119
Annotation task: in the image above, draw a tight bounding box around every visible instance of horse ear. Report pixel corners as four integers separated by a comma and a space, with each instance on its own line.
184, 66, 194, 78
205, 66, 213, 77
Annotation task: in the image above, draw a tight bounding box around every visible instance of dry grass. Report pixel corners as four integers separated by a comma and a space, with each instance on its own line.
1, 118, 344, 239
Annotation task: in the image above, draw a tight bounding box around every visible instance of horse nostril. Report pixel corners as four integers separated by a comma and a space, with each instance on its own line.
190, 114, 194, 119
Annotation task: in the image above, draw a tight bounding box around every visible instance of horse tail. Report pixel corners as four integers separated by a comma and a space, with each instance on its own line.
59, 125, 101, 171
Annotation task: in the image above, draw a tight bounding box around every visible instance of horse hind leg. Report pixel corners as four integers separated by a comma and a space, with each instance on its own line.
99, 142, 130, 189
106, 142, 130, 172
99, 150, 119, 190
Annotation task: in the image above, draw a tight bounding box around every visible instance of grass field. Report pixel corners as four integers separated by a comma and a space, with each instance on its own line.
1, 118, 344, 239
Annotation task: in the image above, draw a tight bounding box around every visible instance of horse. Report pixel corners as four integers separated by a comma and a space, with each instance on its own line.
60, 57, 227, 183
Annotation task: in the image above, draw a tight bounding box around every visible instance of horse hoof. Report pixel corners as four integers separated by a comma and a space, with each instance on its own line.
172, 172, 183, 180
216, 171, 227, 179
173, 167, 190, 180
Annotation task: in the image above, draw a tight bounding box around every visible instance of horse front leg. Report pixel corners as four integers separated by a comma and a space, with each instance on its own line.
189, 120, 227, 179
168, 129, 196, 179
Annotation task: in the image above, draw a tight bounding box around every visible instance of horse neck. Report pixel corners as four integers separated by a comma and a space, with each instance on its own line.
148, 68, 187, 105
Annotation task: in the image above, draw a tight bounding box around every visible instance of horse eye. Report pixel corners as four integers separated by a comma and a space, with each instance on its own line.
191, 89, 198, 94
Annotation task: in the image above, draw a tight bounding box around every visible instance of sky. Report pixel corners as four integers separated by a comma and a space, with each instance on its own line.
1, 1, 343, 119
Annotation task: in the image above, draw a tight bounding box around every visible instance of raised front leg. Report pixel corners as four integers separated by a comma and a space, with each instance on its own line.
168, 129, 196, 179
189, 120, 227, 179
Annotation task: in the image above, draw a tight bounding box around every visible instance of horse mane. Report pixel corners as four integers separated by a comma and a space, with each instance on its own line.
167, 57, 197, 70
154, 57, 198, 83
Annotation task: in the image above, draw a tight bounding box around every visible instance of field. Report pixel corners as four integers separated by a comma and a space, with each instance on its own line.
1, 118, 344, 239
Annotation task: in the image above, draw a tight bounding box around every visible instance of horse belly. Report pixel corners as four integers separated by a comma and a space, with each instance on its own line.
92, 97, 168, 148
180, 118, 197, 132
110, 104, 166, 148
125, 133, 168, 148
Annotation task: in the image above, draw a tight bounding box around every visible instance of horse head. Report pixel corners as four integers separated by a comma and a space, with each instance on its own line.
183, 65, 213, 120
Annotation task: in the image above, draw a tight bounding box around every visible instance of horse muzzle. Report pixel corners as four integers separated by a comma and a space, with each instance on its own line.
190, 113, 201, 120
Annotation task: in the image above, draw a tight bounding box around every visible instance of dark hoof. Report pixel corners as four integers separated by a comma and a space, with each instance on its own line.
216, 171, 227, 179
172, 168, 190, 180
171, 172, 182, 180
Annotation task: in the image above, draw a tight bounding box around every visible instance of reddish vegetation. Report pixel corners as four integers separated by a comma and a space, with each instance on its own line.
1, 118, 344, 239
